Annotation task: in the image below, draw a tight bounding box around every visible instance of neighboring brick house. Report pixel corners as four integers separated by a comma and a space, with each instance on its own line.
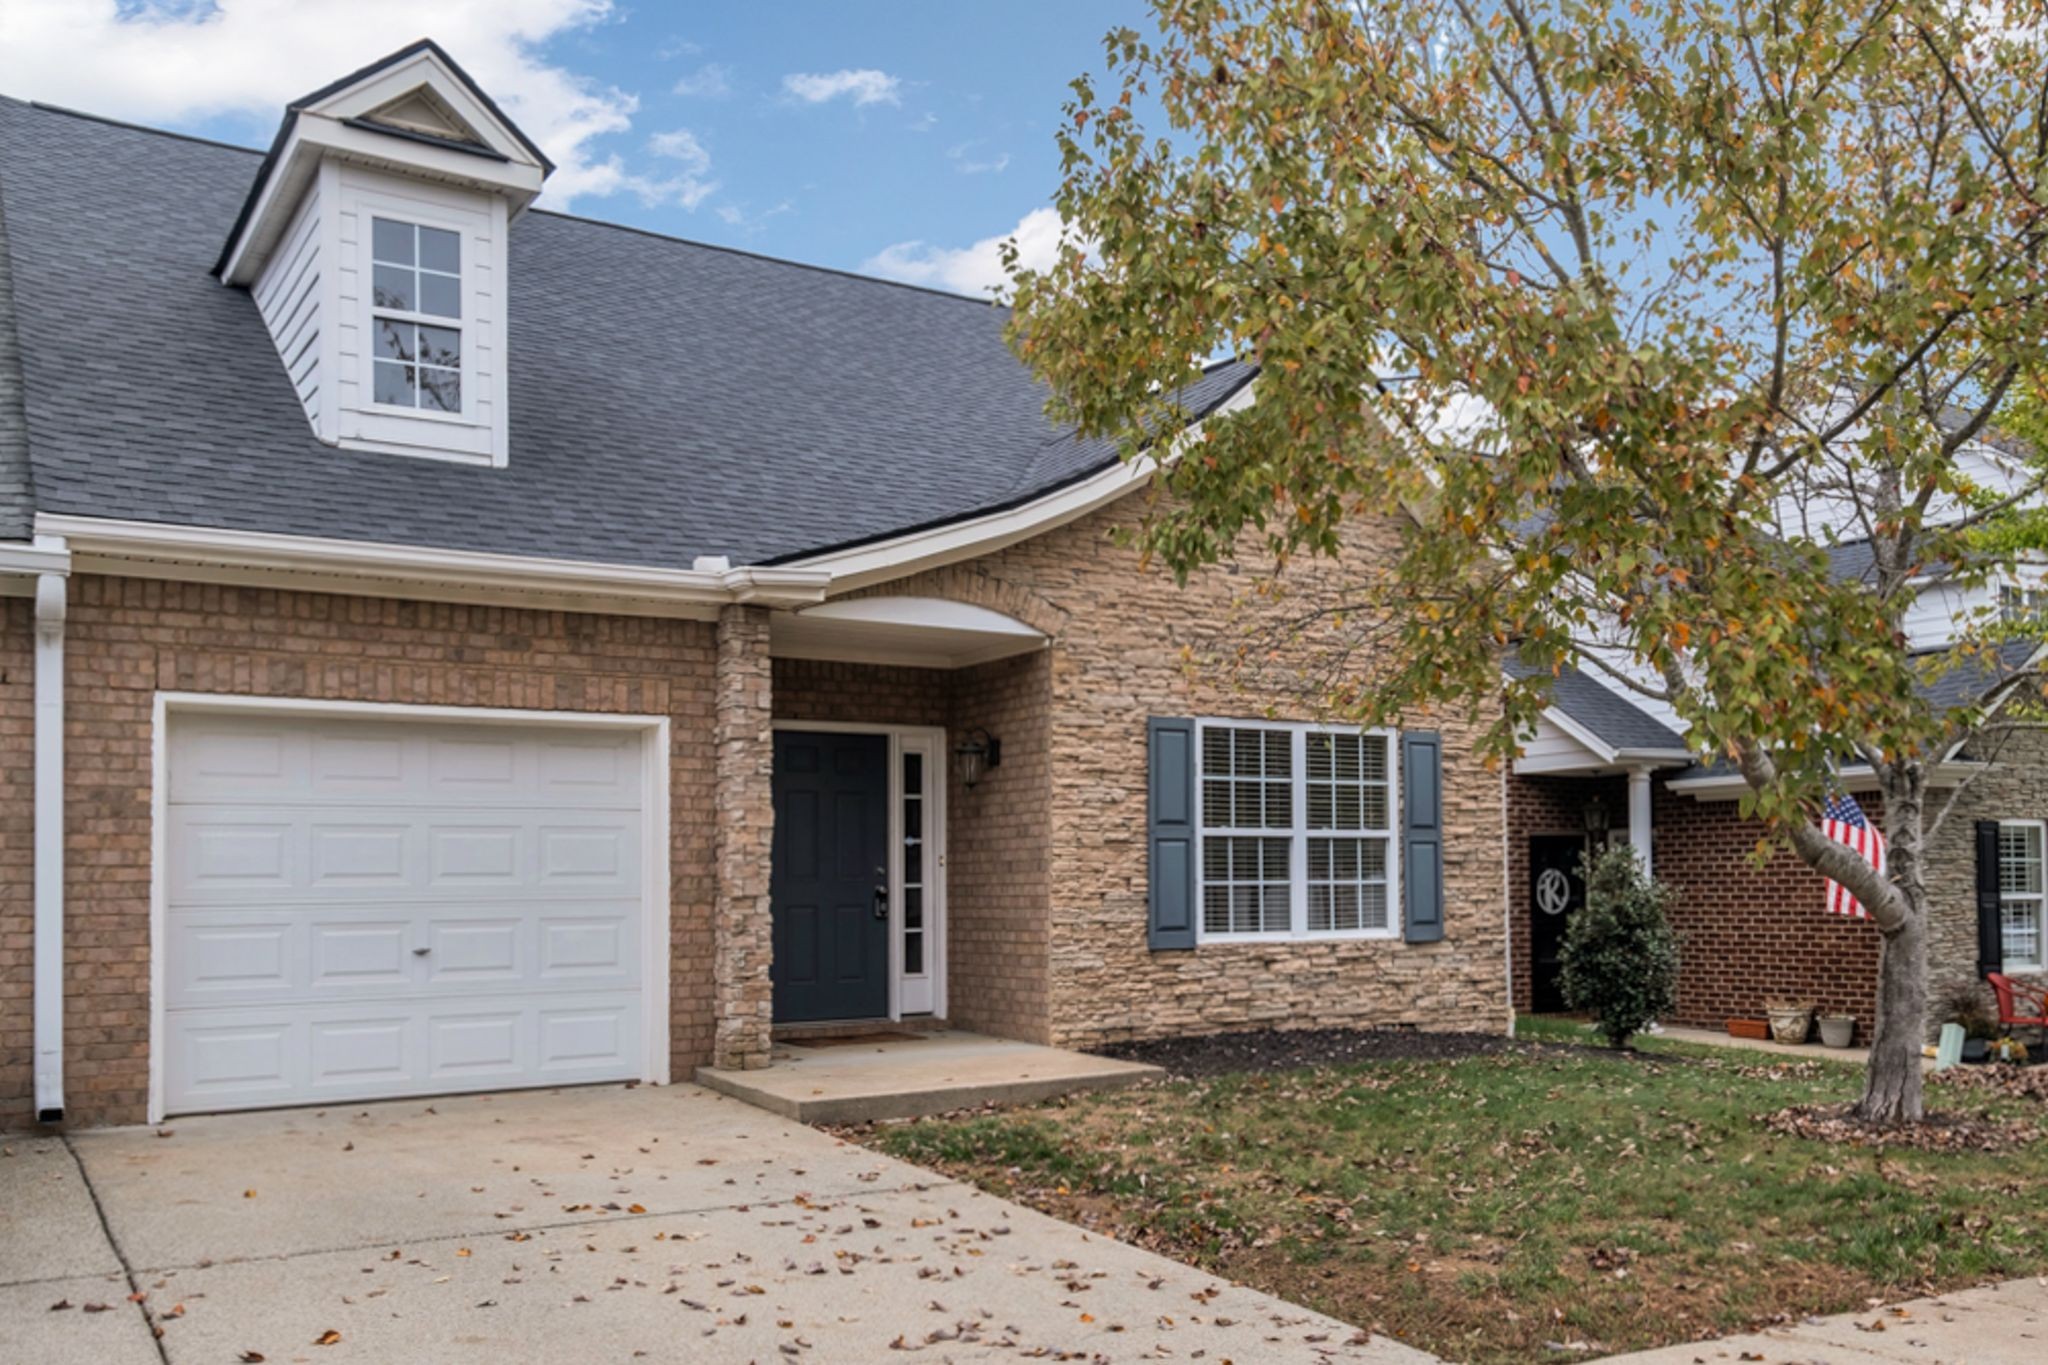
1506, 644, 2046, 1045
0, 43, 1508, 1130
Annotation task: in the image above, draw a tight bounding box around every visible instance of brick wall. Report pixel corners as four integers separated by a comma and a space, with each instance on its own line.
0, 602, 34, 1131
773, 659, 950, 728
946, 649, 1052, 1042
876, 497, 1511, 1048
23, 576, 720, 1127
1504, 774, 1622, 1011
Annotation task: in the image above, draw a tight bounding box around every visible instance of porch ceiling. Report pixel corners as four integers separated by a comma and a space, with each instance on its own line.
770, 595, 1047, 669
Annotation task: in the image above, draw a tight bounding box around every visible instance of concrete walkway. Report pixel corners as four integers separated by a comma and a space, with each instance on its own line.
1596, 1276, 2048, 1363
1654, 1024, 1938, 1071
3, 1083, 1433, 1364
696, 1029, 1164, 1122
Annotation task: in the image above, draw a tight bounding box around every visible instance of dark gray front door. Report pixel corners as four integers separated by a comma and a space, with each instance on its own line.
1528, 836, 1588, 1013
771, 731, 889, 1023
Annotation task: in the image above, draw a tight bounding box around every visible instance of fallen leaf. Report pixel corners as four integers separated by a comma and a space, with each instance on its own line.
314, 1329, 343, 1346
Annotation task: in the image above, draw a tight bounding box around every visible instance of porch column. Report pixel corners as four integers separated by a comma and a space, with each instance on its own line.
1626, 766, 1654, 877
712, 603, 775, 1071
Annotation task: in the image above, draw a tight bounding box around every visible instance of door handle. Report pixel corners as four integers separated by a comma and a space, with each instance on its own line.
873, 866, 889, 921
412, 947, 431, 957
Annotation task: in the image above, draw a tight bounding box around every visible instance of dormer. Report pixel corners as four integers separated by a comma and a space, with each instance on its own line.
216, 40, 552, 467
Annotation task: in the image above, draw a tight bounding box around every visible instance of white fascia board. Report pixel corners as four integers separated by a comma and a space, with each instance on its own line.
789, 379, 1258, 593
0, 539, 72, 578
1666, 760, 1985, 800
36, 515, 829, 618
222, 114, 543, 286
1532, 705, 1619, 764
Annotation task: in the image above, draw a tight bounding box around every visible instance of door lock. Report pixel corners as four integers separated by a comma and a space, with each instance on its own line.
873, 866, 889, 920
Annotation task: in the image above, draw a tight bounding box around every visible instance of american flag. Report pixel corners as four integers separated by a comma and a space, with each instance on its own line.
1821, 790, 1886, 919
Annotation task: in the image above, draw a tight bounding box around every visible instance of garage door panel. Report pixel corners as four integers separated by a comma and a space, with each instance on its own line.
164, 712, 651, 1116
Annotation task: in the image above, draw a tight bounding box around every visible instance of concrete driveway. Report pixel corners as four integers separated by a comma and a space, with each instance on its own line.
3, 1082, 1434, 1364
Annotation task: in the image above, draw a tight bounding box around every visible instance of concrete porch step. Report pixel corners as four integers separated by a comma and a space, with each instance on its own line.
695, 1029, 1164, 1123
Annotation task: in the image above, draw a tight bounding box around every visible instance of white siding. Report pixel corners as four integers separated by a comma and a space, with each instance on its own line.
332, 165, 506, 465
1514, 715, 1610, 774
252, 184, 323, 433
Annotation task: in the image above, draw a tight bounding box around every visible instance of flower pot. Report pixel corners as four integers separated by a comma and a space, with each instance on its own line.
1962, 1038, 1990, 1064
1727, 1018, 1770, 1040
1818, 1015, 1856, 1048
1767, 1006, 1813, 1045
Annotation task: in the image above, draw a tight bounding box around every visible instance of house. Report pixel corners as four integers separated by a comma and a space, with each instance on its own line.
1506, 535, 2047, 1043
0, 42, 1508, 1130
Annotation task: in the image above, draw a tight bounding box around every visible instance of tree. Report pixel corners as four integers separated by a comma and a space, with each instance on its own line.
1007, 0, 2048, 1123
1560, 845, 1682, 1048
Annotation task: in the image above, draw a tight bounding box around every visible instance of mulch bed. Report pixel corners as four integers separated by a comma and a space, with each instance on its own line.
1090, 1027, 1528, 1078
1760, 1102, 2039, 1153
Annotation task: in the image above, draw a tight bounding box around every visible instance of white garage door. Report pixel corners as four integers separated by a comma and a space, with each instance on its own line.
162, 711, 650, 1116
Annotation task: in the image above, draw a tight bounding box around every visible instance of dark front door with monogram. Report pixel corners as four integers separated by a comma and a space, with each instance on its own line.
1528, 835, 1588, 1013
771, 730, 890, 1023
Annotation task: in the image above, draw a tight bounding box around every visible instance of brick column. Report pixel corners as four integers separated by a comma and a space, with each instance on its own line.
712, 604, 775, 1070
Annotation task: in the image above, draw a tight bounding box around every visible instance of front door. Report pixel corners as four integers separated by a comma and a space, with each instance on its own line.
771, 731, 890, 1023
1528, 836, 1588, 1013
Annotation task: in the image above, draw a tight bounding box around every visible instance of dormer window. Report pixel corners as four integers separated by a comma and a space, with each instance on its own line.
371, 217, 463, 413
215, 40, 551, 469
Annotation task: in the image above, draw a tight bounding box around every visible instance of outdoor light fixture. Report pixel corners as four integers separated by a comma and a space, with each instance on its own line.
1582, 795, 1610, 837
953, 728, 1002, 789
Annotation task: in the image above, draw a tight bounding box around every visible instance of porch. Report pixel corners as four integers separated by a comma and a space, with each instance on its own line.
709, 589, 1060, 1072
695, 1028, 1163, 1123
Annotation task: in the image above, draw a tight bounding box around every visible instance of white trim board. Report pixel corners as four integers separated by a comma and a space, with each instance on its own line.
38, 515, 829, 619
146, 693, 673, 1125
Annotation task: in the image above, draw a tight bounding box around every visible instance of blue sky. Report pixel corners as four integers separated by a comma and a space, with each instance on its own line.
0, 1, 1149, 295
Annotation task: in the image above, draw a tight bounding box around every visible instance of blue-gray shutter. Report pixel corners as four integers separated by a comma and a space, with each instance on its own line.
1402, 730, 1445, 943
1148, 717, 1197, 950
1976, 819, 2004, 979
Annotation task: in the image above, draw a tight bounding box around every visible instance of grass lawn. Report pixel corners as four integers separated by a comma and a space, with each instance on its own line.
851, 1019, 2048, 1363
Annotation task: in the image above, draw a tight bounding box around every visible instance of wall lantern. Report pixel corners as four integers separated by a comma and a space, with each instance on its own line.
1582, 794, 1610, 837
953, 728, 1002, 789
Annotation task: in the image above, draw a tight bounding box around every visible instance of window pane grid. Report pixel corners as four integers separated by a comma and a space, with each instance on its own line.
1194, 722, 1398, 941
370, 216, 463, 414
2001, 822, 2045, 966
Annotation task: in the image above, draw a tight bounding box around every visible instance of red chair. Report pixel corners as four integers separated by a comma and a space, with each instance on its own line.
1987, 973, 2048, 1040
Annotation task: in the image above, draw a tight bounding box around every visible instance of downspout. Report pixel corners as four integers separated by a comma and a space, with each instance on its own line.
32, 562, 65, 1122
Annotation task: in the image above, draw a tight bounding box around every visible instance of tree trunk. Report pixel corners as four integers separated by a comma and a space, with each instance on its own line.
1859, 776, 1928, 1125
1857, 906, 1927, 1123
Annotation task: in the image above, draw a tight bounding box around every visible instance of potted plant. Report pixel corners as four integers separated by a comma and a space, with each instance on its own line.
1936, 981, 2000, 1063
1818, 1014, 1856, 1048
1765, 999, 1814, 1045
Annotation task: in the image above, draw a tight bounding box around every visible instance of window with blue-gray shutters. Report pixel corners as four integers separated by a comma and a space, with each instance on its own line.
1188, 719, 1399, 942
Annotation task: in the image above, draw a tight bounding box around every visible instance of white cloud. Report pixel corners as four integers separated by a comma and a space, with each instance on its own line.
671, 62, 732, 99
648, 127, 711, 175
861, 207, 1069, 298
948, 142, 1010, 175
781, 68, 900, 107
0, 0, 654, 209
597, 126, 718, 210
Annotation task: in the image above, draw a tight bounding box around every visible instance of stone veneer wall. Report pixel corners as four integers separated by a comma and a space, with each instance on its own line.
0, 601, 34, 1130
712, 605, 775, 1070
14, 576, 719, 1127
1925, 724, 2048, 1022
868, 498, 1512, 1048
1503, 773, 1623, 1012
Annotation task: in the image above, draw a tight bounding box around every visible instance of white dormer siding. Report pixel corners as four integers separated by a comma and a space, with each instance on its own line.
252, 181, 323, 429
216, 41, 548, 469
330, 165, 508, 465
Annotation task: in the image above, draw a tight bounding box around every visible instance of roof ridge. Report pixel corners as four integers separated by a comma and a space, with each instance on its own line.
15, 97, 265, 156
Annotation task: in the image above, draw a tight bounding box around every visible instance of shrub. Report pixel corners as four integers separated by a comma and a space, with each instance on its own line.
1559, 844, 1682, 1048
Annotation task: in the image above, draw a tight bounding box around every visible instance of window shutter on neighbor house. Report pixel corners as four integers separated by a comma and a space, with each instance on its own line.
1976, 819, 2004, 979
1148, 717, 1197, 950
1402, 730, 1445, 943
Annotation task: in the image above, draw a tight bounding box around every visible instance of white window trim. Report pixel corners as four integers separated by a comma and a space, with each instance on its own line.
1192, 717, 1401, 945
367, 216, 465, 417
2000, 817, 2046, 973
357, 196, 479, 425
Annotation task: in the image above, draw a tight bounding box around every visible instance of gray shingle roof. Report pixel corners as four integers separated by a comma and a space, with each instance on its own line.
1505, 654, 1690, 755
0, 96, 1254, 567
